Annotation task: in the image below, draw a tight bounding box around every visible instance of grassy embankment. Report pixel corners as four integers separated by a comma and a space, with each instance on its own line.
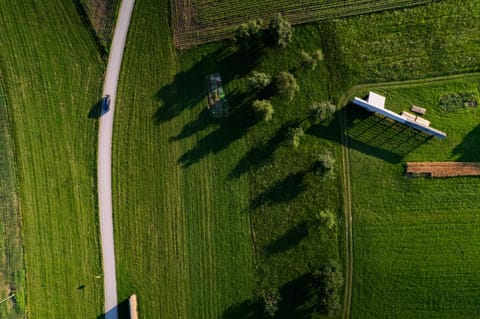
0, 1, 105, 317
114, 0, 342, 318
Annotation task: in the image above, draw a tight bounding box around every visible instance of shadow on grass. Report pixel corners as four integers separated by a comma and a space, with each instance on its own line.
265, 221, 309, 254
223, 298, 264, 319
96, 297, 130, 319
154, 46, 261, 124
452, 123, 480, 162
229, 121, 297, 179
308, 104, 432, 164
276, 273, 319, 319
177, 90, 256, 167
250, 170, 308, 209
88, 99, 105, 119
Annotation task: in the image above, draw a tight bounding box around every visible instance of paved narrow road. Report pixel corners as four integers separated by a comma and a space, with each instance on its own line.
98, 1, 135, 318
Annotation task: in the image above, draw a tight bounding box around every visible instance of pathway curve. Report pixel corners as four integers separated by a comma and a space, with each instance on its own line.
97, 1, 135, 318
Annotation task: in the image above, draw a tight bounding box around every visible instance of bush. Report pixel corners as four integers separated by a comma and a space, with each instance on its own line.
252, 99, 274, 121
258, 288, 281, 317
316, 209, 337, 230
314, 260, 344, 317
309, 101, 336, 124
247, 71, 272, 90
314, 150, 336, 178
301, 49, 324, 70
235, 19, 264, 48
276, 71, 299, 101
268, 14, 293, 48
286, 126, 304, 148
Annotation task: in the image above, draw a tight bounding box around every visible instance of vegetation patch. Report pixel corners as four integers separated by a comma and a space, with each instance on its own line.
439, 93, 478, 112
172, 0, 432, 47
78, 0, 119, 45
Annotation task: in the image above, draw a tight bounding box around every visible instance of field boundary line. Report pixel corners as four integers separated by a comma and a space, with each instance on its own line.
337, 71, 480, 319
97, 0, 135, 318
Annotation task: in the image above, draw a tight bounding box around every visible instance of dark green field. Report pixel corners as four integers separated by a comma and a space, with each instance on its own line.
343, 76, 480, 318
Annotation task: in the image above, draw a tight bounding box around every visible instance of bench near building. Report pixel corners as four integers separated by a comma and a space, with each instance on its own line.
352, 92, 446, 139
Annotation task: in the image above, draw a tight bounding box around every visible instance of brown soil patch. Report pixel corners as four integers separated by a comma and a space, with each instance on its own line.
406, 162, 480, 177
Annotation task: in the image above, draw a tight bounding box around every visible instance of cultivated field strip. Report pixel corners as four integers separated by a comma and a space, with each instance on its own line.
0, 78, 26, 318
0, 1, 104, 317
79, 0, 119, 44
406, 162, 480, 177
173, 0, 431, 47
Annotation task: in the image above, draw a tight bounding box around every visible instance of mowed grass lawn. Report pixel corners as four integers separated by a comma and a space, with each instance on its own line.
345, 77, 480, 318
113, 1, 255, 317
114, 0, 343, 317
0, 1, 104, 317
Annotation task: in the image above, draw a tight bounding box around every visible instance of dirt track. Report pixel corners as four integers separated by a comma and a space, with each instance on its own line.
406, 162, 480, 177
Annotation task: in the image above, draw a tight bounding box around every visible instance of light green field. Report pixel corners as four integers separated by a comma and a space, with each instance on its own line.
0, 1, 104, 317
344, 76, 480, 318
113, 1, 255, 317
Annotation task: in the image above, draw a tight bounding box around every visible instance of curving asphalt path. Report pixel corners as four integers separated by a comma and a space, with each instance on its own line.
97, 1, 135, 318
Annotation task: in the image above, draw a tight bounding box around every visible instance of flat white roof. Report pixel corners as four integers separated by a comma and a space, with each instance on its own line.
367, 91, 386, 108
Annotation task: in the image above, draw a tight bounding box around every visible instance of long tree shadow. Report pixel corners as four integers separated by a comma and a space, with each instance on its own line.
222, 298, 264, 319
177, 90, 256, 167
250, 170, 308, 209
307, 104, 432, 164
452, 123, 480, 162
154, 46, 261, 124
265, 221, 309, 255
276, 273, 319, 319
229, 121, 298, 179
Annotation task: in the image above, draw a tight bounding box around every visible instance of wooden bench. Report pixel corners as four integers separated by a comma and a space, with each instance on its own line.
401, 111, 416, 121
411, 105, 426, 115
415, 117, 431, 127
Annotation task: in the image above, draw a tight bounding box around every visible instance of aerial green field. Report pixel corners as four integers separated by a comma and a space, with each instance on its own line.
172, 0, 431, 47
333, 0, 480, 83
0, 79, 25, 318
0, 1, 104, 317
343, 76, 480, 318
114, 0, 343, 318
113, 1, 255, 317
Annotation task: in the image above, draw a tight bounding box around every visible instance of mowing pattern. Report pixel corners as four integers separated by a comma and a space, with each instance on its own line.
0, 79, 25, 318
172, 0, 432, 47
113, 1, 255, 317
346, 79, 480, 318
406, 162, 480, 177
0, 1, 104, 317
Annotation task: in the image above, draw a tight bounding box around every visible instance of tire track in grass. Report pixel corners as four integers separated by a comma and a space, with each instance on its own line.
339, 102, 353, 319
